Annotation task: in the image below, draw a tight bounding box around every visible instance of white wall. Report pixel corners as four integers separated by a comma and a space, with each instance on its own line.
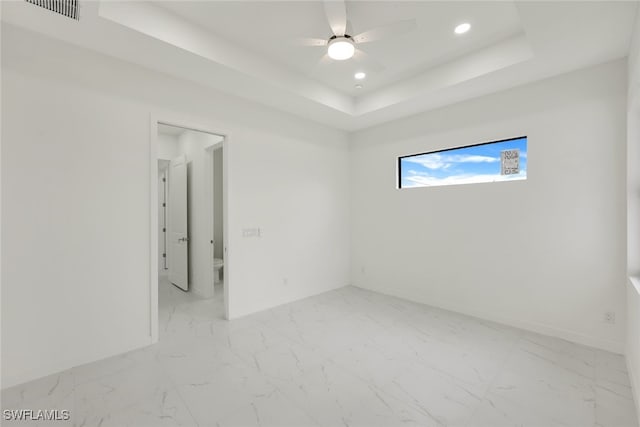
158, 133, 179, 161
1, 3, 5, 393
350, 60, 627, 353
627, 7, 640, 420
1, 25, 350, 388
629, 278, 640, 421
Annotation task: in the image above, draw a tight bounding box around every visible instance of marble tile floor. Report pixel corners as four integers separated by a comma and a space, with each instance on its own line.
2, 278, 638, 427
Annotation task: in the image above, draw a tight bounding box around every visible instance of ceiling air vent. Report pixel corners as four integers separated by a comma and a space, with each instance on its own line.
25, 0, 79, 20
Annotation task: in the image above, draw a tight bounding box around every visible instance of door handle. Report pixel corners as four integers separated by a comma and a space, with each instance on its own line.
179, 237, 189, 242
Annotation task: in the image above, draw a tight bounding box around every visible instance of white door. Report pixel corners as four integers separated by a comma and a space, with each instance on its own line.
169, 155, 188, 290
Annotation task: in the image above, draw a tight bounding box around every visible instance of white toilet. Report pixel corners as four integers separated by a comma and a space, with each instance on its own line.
213, 258, 224, 284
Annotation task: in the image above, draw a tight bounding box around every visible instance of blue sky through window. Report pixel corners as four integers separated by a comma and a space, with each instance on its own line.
399, 137, 527, 188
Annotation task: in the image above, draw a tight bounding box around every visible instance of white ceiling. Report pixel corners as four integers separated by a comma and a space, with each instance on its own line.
2, 0, 638, 131
158, 1, 524, 95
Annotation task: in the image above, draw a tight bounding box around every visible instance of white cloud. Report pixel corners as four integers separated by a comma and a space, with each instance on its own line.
403, 153, 499, 170
403, 171, 526, 188
450, 155, 499, 163
403, 153, 447, 170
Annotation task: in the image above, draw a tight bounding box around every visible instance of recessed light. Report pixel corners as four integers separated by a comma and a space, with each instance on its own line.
454, 23, 471, 34
354, 72, 366, 80
355, 84, 363, 89
327, 37, 355, 60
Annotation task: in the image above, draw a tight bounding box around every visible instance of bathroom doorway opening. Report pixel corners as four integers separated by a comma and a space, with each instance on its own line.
208, 143, 225, 301
151, 120, 229, 343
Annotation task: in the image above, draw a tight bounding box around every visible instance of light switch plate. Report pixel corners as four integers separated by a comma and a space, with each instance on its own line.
242, 228, 261, 237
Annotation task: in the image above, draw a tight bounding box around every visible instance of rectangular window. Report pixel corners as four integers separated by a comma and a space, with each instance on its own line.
398, 136, 527, 189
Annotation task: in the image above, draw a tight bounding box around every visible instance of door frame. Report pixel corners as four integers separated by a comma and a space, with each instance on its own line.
149, 112, 231, 344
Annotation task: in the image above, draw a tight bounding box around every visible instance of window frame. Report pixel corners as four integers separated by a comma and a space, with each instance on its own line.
397, 135, 528, 189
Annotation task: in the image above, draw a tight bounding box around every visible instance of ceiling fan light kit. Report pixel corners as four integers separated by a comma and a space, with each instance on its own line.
327, 36, 355, 60
307, 0, 417, 83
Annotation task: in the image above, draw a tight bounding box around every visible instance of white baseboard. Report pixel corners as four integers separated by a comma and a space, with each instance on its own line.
627, 353, 640, 426
229, 282, 348, 320
1, 338, 153, 390
627, 277, 640, 422
352, 284, 625, 354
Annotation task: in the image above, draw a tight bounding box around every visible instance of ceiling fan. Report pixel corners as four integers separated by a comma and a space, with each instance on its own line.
299, 0, 416, 69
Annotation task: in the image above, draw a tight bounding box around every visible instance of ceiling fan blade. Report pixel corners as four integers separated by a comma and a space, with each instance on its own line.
354, 49, 385, 72
352, 19, 416, 44
323, 0, 347, 36
292, 37, 327, 47
346, 19, 354, 36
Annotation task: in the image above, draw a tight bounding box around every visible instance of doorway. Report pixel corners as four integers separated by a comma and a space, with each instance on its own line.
150, 120, 229, 342
208, 143, 225, 301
